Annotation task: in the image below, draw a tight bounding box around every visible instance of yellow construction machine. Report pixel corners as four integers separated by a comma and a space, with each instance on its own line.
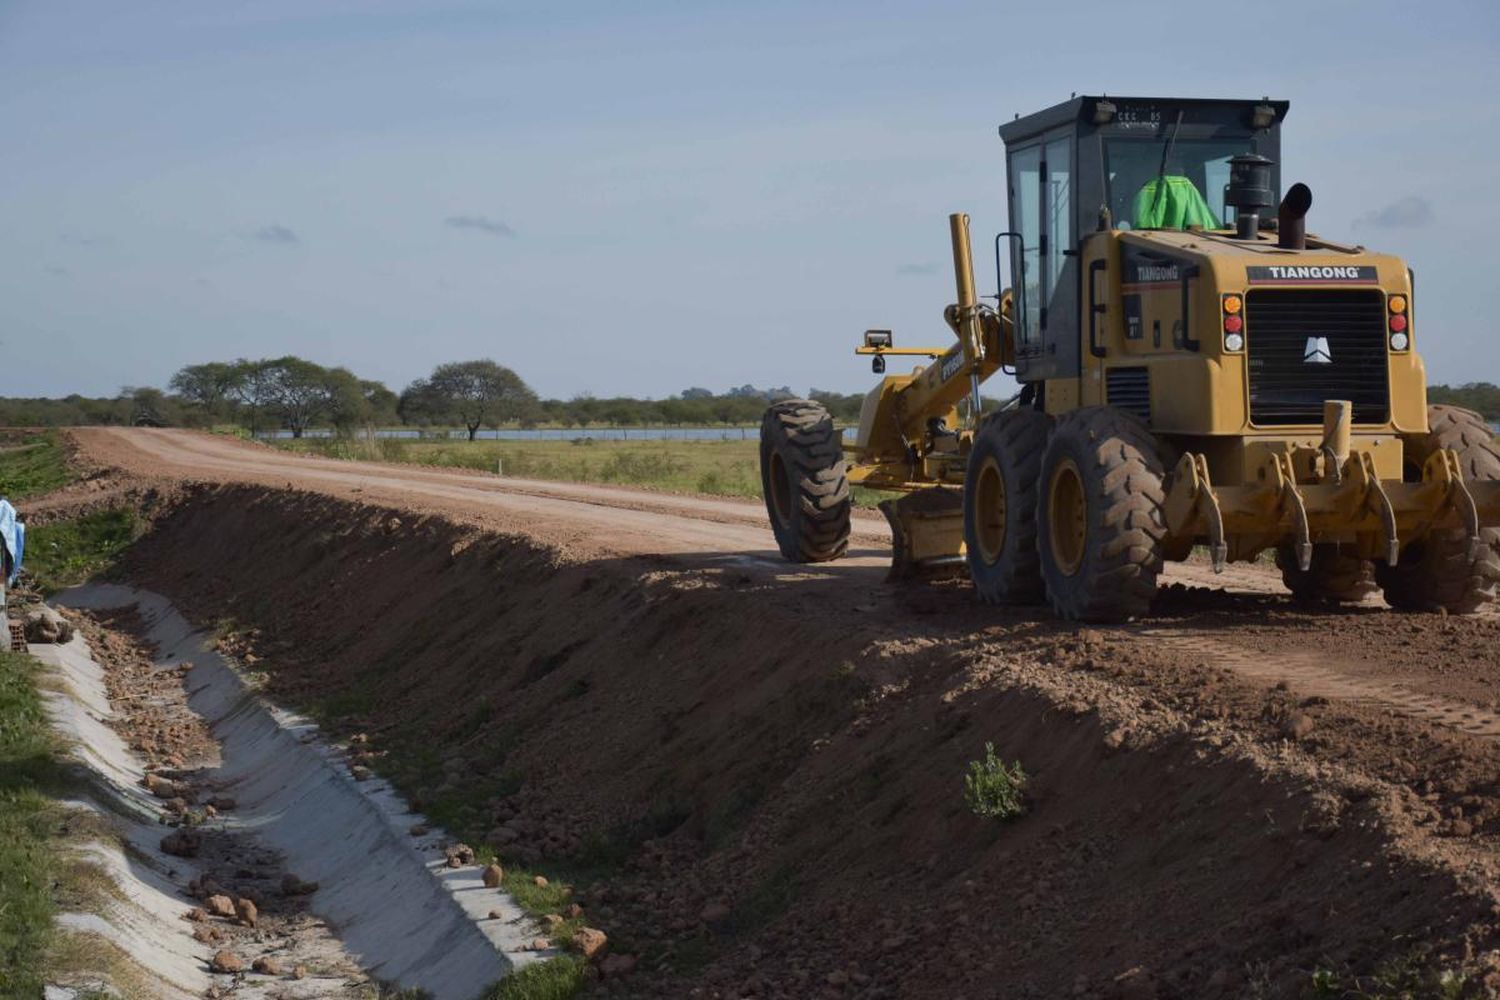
759, 95, 1500, 622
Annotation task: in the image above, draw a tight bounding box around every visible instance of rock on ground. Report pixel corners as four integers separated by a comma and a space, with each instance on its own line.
205, 894, 236, 919
573, 926, 608, 959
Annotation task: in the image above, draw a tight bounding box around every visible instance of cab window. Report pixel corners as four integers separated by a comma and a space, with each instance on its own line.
1105, 138, 1260, 230
1043, 135, 1072, 324
1009, 145, 1041, 345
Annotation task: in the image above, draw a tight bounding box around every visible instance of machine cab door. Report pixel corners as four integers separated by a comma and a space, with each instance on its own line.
1006, 129, 1078, 382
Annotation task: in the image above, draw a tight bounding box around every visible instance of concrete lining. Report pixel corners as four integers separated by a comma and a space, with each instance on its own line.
39, 582, 542, 999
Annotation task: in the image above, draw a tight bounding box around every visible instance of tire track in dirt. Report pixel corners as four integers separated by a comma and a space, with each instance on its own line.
1135, 626, 1500, 740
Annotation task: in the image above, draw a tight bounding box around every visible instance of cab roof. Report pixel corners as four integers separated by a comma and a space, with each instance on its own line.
998, 95, 1291, 145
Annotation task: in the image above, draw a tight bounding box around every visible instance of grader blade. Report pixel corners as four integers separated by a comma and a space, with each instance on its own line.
880, 488, 967, 581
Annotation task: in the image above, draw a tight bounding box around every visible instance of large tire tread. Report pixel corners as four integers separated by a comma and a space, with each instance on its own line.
1377, 405, 1500, 613
1037, 407, 1166, 623
1276, 544, 1377, 604
963, 407, 1052, 604
760, 399, 851, 563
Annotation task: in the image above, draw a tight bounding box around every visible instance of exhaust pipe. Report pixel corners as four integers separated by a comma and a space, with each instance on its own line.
1278, 182, 1312, 250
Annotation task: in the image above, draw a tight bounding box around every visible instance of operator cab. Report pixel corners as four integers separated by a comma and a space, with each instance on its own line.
998, 96, 1289, 381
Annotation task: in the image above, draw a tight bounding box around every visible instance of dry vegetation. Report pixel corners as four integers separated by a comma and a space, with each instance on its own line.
276, 435, 898, 507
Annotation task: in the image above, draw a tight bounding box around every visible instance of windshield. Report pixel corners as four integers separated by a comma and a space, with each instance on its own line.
1104, 138, 1263, 231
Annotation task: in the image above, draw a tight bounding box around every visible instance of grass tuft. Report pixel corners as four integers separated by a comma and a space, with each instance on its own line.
482, 956, 586, 1000
963, 743, 1027, 820
500, 868, 574, 917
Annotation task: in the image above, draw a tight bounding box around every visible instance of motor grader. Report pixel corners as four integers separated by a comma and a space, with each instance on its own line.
759, 94, 1500, 622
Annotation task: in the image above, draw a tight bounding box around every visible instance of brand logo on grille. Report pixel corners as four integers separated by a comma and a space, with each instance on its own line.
1303, 336, 1333, 364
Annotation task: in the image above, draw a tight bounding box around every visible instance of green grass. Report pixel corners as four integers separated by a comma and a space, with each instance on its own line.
963, 743, 1027, 820
23, 509, 140, 595
285, 436, 767, 497
500, 868, 574, 915
0, 432, 74, 501
277, 435, 900, 508
481, 956, 586, 1000
0, 651, 73, 997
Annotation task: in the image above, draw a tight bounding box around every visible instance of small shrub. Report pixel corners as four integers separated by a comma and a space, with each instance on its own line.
963, 743, 1026, 820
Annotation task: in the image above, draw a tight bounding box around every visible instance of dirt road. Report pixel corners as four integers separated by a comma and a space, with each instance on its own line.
72, 427, 1500, 736
59, 428, 1500, 997
75, 427, 1269, 588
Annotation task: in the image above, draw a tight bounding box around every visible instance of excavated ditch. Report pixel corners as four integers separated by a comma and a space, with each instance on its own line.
34, 586, 544, 999
53, 484, 1500, 997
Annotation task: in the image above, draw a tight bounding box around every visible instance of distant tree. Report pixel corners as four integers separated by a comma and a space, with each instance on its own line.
226, 359, 280, 435
403, 360, 538, 440
121, 386, 172, 427
169, 362, 242, 418
361, 380, 401, 427
680, 387, 713, 400
320, 367, 375, 434
262, 357, 340, 438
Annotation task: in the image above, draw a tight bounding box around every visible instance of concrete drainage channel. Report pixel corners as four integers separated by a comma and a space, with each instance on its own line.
35, 581, 546, 999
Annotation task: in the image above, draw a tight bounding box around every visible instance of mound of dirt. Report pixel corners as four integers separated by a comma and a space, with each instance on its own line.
113, 485, 1500, 998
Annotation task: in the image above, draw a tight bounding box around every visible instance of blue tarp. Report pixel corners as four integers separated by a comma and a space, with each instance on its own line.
0, 499, 24, 586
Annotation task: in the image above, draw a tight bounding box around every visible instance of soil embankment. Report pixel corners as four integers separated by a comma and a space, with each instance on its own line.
97, 481, 1500, 998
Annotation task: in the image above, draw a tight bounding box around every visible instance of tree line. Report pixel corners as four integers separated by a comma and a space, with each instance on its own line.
7, 360, 1492, 434
1429, 383, 1500, 420
0, 356, 869, 435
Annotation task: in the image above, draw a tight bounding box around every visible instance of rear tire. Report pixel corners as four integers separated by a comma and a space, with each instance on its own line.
759, 399, 851, 563
1036, 407, 1166, 622
1376, 405, 1500, 612
1276, 544, 1377, 604
963, 408, 1052, 604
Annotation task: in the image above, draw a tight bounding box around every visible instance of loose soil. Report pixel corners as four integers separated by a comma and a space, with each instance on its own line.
41, 428, 1500, 997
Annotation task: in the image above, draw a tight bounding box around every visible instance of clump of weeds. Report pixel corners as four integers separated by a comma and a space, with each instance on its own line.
963, 742, 1027, 820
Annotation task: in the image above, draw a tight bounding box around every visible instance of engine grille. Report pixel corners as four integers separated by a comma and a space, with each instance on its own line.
1245, 289, 1389, 425
1106, 367, 1150, 422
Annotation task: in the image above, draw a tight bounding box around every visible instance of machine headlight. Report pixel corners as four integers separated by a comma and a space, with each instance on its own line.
1224, 332, 1245, 352
1390, 331, 1409, 352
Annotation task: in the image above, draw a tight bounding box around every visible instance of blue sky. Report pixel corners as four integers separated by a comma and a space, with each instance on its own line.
2, 0, 1497, 400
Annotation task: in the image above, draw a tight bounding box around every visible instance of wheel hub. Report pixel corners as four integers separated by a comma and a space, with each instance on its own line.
1048, 457, 1087, 577
974, 456, 1007, 564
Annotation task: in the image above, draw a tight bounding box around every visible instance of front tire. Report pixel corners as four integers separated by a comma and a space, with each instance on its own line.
759, 399, 851, 563
1276, 544, 1377, 604
1376, 405, 1500, 612
963, 408, 1052, 604
1036, 407, 1166, 622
